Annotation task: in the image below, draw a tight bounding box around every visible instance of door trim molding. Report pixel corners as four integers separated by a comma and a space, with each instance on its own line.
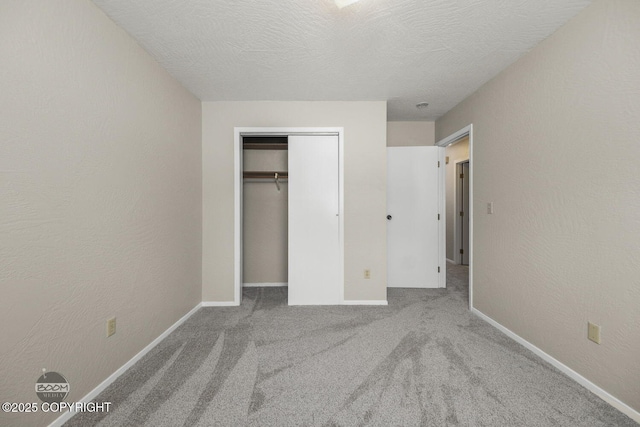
436, 125, 472, 148
436, 124, 474, 310
437, 148, 446, 288
234, 127, 345, 306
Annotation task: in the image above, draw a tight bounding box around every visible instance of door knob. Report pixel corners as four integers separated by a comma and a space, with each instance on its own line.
387, 215, 392, 220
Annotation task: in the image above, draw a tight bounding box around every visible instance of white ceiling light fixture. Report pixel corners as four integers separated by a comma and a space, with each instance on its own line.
335, 0, 361, 9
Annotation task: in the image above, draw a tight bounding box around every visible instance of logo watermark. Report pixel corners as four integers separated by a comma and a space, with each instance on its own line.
0, 370, 111, 415
35, 370, 69, 403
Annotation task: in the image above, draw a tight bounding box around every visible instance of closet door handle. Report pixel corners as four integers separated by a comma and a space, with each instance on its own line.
387, 215, 392, 220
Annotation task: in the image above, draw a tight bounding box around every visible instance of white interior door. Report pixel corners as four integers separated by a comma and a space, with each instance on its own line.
387, 146, 444, 288
288, 135, 341, 305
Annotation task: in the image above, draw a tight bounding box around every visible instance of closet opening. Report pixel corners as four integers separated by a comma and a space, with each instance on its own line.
234, 127, 345, 306
241, 135, 289, 294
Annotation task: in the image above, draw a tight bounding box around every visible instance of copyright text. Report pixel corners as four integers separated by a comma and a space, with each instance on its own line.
2, 401, 111, 413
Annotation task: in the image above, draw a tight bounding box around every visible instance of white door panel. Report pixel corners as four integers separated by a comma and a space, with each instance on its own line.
288, 135, 341, 305
387, 147, 443, 288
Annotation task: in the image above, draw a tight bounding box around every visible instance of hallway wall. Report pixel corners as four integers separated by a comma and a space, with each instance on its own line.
387, 121, 435, 146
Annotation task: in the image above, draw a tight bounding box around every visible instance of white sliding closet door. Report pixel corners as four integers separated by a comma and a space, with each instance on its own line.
288, 135, 341, 305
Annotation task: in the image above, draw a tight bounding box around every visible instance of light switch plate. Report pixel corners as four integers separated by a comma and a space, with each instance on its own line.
588, 321, 601, 344
107, 317, 116, 337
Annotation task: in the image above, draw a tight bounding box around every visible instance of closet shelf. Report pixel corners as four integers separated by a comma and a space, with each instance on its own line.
242, 136, 288, 151
243, 143, 288, 150
243, 171, 288, 179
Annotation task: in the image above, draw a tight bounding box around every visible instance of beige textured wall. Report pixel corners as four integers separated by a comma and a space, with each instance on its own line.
243, 150, 288, 284
387, 121, 435, 146
436, 0, 640, 413
0, 1, 202, 426
203, 102, 387, 302
444, 137, 469, 261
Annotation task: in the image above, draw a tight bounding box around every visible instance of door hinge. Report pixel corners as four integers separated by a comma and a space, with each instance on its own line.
460, 249, 464, 254
438, 213, 440, 220
460, 173, 464, 179
460, 211, 464, 217
438, 266, 441, 273
438, 161, 440, 168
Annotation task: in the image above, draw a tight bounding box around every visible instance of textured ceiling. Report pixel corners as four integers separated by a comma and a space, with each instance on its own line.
91, 0, 592, 121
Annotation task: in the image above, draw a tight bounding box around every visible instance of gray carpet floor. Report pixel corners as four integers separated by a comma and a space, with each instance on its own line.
66, 264, 637, 426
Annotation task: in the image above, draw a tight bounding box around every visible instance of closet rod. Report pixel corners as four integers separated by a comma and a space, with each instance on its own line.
243, 171, 288, 179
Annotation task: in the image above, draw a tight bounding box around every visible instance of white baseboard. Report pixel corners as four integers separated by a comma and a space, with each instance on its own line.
49, 303, 202, 427
343, 300, 388, 305
201, 301, 239, 307
446, 258, 455, 264
243, 282, 288, 287
472, 308, 640, 424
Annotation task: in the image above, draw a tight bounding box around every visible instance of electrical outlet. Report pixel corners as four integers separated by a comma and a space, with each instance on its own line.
364, 269, 371, 279
588, 321, 601, 344
106, 317, 116, 338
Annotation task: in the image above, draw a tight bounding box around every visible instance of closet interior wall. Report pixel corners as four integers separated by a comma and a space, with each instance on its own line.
242, 137, 289, 286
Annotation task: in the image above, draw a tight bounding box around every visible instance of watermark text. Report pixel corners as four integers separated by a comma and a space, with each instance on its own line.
2, 401, 112, 413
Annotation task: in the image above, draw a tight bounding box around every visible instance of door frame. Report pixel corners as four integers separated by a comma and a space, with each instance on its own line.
233, 127, 345, 305
436, 124, 474, 310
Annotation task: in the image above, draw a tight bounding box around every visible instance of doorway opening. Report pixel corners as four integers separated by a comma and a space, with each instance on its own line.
436, 125, 474, 309
443, 136, 470, 265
